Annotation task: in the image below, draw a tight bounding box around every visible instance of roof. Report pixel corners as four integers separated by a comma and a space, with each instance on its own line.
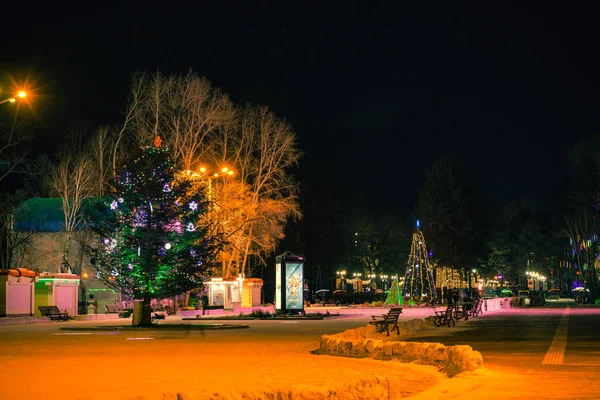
14, 198, 66, 232
13, 197, 104, 232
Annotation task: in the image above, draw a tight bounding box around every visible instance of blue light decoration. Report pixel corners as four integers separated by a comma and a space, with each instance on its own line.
416, 219, 420, 228
85, 141, 220, 309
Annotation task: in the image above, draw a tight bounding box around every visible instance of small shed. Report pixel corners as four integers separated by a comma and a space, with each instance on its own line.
0, 268, 38, 317
35, 272, 80, 316
242, 278, 263, 307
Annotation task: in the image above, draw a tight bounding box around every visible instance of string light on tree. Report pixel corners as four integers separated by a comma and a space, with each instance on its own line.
402, 220, 437, 304
86, 136, 221, 326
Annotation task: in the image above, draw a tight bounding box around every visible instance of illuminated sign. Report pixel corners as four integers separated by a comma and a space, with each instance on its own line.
285, 262, 303, 310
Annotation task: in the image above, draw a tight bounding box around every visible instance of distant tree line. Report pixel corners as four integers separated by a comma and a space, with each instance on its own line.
277, 141, 600, 303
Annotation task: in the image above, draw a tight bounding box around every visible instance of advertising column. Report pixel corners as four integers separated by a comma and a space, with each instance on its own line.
275, 252, 305, 313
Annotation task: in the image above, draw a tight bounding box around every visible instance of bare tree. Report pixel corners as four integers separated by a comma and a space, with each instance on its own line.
117, 72, 301, 279
112, 72, 147, 179
89, 126, 114, 196
0, 116, 32, 183
51, 153, 94, 273
24, 154, 54, 197
129, 71, 236, 170
0, 190, 38, 269
208, 105, 302, 277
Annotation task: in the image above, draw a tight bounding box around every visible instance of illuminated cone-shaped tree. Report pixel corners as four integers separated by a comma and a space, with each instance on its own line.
402, 220, 437, 304
384, 279, 403, 305
86, 138, 221, 325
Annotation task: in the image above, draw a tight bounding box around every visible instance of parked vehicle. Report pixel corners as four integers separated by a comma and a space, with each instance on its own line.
572, 287, 590, 304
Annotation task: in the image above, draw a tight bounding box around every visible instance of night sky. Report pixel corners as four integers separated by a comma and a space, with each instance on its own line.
2, 4, 599, 215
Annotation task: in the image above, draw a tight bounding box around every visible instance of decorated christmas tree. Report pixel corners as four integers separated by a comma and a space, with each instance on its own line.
384, 279, 404, 305
402, 220, 437, 304
86, 137, 220, 325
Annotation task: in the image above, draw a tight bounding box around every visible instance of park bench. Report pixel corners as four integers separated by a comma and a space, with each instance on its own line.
433, 306, 455, 327
106, 303, 131, 318
38, 305, 69, 321
370, 307, 402, 336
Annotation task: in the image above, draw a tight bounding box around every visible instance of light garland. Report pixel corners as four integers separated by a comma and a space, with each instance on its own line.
402, 221, 437, 303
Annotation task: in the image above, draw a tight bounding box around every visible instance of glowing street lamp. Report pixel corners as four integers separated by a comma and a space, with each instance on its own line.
192, 165, 235, 201
0, 90, 27, 105
379, 274, 389, 290
336, 270, 347, 290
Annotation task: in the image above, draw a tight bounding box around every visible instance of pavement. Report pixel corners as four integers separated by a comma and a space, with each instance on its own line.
1, 303, 598, 399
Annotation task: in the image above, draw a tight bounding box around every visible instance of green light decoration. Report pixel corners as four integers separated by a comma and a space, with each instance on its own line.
402, 220, 437, 304
383, 279, 403, 306
85, 140, 222, 324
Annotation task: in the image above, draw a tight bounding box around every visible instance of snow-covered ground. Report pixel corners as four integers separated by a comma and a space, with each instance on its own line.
0, 306, 597, 399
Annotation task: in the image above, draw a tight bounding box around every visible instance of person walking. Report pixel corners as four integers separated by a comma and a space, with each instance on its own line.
201, 291, 209, 316
452, 288, 460, 307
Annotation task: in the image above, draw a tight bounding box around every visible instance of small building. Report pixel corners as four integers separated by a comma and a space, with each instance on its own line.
13, 197, 117, 313
242, 278, 263, 307
0, 268, 38, 317
205, 276, 263, 309
34, 272, 80, 316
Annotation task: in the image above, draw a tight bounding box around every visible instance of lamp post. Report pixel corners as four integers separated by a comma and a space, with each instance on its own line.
367, 273, 376, 289
197, 166, 234, 202
352, 272, 362, 291
336, 270, 346, 290
469, 269, 477, 294
0, 90, 27, 105
380, 274, 389, 290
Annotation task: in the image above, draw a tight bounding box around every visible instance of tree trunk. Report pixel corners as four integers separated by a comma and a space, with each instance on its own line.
586, 267, 599, 301
133, 294, 153, 326
61, 232, 72, 273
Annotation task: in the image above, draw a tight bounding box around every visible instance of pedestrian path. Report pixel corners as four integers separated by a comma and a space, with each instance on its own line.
542, 305, 570, 365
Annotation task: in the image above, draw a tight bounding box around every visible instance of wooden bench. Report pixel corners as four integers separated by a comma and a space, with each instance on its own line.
369, 307, 402, 336
433, 306, 455, 327
39, 305, 69, 321
106, 304, 131, 318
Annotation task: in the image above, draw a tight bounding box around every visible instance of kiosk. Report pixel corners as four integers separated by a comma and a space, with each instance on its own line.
35, 272, 80, 316
0, 268, 38, 317
275, 252, 305, 313
242, 278, 263, 307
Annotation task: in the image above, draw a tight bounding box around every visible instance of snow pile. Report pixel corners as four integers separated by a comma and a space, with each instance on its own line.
183, 376, 416, 400
314, 321, 484, 377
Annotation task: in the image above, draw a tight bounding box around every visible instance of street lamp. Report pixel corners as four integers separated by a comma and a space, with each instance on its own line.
191, 165, 235, 202
336, 270, 346, 290
0, 90, 27, 105
367, 273, 376, 289
380, 274, 389, 290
